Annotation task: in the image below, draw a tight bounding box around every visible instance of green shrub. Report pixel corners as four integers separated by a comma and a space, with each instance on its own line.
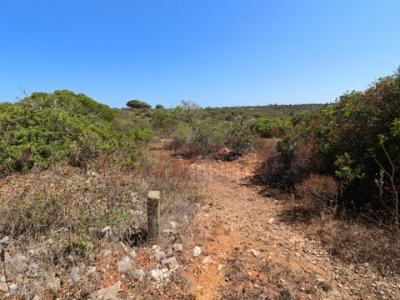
0, 90, 153, 176
126, 99, 151, 109
252, 116, 292, 138
261, 67, 400, 222
150, 108, 179, 136
189, 120, 225, 155
167, 102, 255, 157
225, 117, 255, 154
170, 122, 193, 152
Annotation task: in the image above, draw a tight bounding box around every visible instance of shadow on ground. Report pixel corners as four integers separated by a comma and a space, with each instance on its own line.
277, 206, 320, 225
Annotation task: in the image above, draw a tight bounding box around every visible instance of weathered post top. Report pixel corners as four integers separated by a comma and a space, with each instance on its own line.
147, 190, 161, 241
148, 190, 160, 200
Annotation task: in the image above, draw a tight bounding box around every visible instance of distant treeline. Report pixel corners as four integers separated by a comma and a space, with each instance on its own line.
205, 103, 327, 117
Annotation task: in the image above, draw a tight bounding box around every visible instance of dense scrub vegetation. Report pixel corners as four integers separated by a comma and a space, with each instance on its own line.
251, 116, 293, 138
0, 90, 152, 176
150, 101, 319, 158
205, 103, 324, 118
259, 69, 400, 228
150, 101, 255, 156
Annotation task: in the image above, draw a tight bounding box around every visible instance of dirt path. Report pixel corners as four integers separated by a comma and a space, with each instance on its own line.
178, 154, 400, 300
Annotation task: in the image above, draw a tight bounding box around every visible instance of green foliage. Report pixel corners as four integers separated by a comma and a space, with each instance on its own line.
165, 102, 255, 156
68, 234, 94, 255
126, 99, 151, 109
188, 120, 226, 155
252, 116, 292, 138
263, 68, 400, 219
150, 108, 179, 136
334, 153, 364, 185
392, 118, 400, 137
225, 117, 255, 154
0, 90, 153, 176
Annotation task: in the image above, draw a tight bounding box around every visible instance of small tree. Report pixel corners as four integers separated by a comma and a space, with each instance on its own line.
155, 104, 165, 109
126, 99, 151, 110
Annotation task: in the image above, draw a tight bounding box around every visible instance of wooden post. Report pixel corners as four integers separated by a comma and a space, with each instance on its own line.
147, 191, 161, 240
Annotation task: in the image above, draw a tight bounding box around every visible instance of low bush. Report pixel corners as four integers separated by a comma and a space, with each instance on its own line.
258, 67, 400, 225
252, 116, 292, 138
295, 174, 338, 213
167, 102, 256, 157
225, 117, 255, 155
256, 135, 316, 190
0, 90, 154, 176
318, 222, 400, 275
0, 91, 117, 175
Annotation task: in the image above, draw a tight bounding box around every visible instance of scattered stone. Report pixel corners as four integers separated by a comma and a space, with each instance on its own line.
317, 280, 332, 292
154, 249, 166, 262
117, 256, 132, 273
129, 191, 139, 202
218, 264, 225, 271
0, 283, 8, 292
129, 269, 145, 281
166, 247, 174, 257
223, 225, 232, 234
268, 218, 275, 224
161, 256, 179, 271
202, 256, 214, 265
173, 243, 184, 252
26, 262, 40, 278
87, 266, 97, 275
11, 254, 28, 273
90, 171, 100, 177
149, 268, 170, 284
69, 267, 81, 284
193, 246, 202, 257
101, 226, 114, 240
279, 289, 294, 300
170, 221, 178, 232
102, 249, 112, 257
248, 249, 260, 257
47, 275, 61, 292
32, 295, 40, 300
0, 236, 10, 244
9, 283, 17, 292
92, 281, 121, 300
66, 254, 75, 264
129, 249, 137, 258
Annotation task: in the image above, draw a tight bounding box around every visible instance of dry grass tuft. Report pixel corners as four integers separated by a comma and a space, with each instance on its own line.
316, 221, 400, 276
295, 174, 338, 214
0, 152, 201, 264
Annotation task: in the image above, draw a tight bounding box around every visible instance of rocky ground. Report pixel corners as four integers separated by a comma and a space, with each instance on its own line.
181, 156, 400, 299
1, 149, 400, 299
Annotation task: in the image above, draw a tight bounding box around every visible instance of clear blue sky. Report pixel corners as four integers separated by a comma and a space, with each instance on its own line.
1, 0, 399, 108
